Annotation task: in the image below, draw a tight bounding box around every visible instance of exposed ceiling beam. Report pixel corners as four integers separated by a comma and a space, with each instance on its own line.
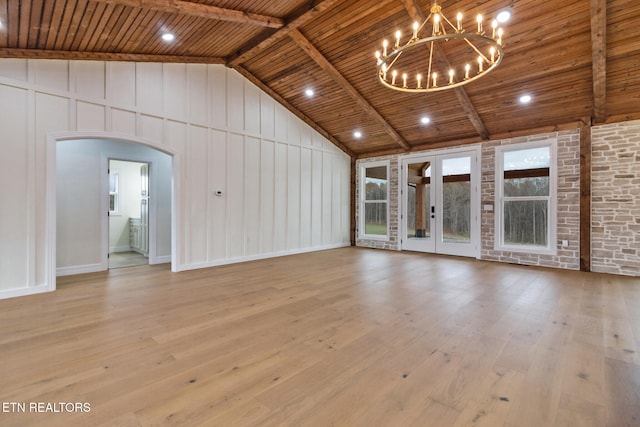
590, 0, 607, 123
401, 0, 489, 141
0, 48, 225, 64
91, 0, 284, 29
234, 65, 355, 158
227, 0, 343, 67
289, 29, 410, 151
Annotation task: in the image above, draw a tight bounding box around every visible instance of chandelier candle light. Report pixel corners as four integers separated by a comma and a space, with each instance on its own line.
375, 0, 506, 93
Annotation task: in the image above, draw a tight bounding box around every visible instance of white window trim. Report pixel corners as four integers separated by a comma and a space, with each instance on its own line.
494, 139, 557, 255
359, 160, 390, 241
109, 170, 120, 215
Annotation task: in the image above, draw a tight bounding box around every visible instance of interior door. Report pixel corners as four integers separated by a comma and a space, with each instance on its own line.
401, 150, 479, 257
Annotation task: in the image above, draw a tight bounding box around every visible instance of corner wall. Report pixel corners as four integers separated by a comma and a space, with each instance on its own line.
591, 120, 640, 276
0, 59, 351, 298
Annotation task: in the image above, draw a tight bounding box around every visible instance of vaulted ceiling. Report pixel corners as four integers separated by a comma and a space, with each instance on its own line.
1, 0, 638, 158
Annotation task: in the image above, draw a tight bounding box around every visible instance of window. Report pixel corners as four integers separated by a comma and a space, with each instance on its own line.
360, 161, 389, 239
109, 171, 119, 214
495, 140, 556, 254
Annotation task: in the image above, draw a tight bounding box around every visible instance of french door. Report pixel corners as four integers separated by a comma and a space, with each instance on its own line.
401, 149, 480, 257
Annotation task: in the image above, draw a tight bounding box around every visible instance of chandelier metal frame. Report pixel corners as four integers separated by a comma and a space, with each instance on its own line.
375, 1, 506, 93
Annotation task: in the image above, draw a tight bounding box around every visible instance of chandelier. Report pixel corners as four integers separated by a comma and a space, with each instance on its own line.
375, 1, 506, 93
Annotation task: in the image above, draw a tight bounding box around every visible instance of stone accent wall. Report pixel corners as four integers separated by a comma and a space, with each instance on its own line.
591, 120, 640, 276
481, 130, 581, 270
355, 156, 399, 250
355, 129, 582, 271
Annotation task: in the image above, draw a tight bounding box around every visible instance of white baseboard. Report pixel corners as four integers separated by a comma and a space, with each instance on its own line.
0, 284, 52, 300
175, 243, 351, 272
57, 263, 106, 277
109, 246, 132, 253
150, 255, 171, 265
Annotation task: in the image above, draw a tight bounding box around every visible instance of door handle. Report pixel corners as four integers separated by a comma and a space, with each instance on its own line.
431, 206, 435, 219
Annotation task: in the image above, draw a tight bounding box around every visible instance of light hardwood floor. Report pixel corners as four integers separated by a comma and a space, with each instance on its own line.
1, 247, 639, 426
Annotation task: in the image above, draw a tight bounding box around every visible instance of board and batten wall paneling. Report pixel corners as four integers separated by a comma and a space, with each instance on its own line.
164, 63, 188, 123
136, 63, 163, 117
227, 133, 246, 259
109, 62, 136, 109
0, 59, 351, 299
188, 64, 208, 127
300, 148, 312, 248
260, 140, 276, 253
187, 125, 209, 264
244, 136, 261, 256
311, 150, 323, 247
0, 85, 30, 290
261, 93, 275, 139
287, 145, 301, 251
74, 61, 106, 101
274, 142, 288, 253
208, 129, 228, 260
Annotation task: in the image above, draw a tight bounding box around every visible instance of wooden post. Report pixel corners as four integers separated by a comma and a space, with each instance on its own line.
579, 117, 592, 272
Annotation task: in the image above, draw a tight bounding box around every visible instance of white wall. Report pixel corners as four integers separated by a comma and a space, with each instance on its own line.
56, 140, 172, 275
0, 59, 351, 299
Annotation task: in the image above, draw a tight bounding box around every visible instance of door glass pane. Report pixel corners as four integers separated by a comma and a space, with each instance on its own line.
406, 161, 431, 239
441, 157, 470, 243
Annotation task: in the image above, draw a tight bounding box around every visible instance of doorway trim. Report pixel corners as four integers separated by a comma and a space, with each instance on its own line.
105, 157, 153, 269
397, 144, 481, 258
46, 131, 181, 293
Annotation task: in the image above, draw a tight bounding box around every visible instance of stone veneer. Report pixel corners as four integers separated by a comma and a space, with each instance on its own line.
356, 129, 582, 271
481, 130, 581, 270
591, 120, 640, 276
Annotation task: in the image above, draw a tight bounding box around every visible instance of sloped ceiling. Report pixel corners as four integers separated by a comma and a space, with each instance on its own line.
1, 0, 638, 158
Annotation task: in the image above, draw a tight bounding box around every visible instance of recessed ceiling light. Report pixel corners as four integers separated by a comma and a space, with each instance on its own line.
305, 88, 315, 97
421, 116, 431, 125
519, 94, 532, 104
161, 33, 175, 42
496, 9, 512, 23
353, 131, 362, 139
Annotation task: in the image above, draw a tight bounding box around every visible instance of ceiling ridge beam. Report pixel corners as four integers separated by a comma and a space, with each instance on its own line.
234, 65, 355, 158
590, 0, 607, 123
0, 48, 226, 64
289, 29, 410, 151
227, 0, 343, 67
401, 0, 489, 141
91, 0, 284, 29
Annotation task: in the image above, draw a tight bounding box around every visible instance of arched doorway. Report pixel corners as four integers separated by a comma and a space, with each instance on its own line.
46, 132, 180, 292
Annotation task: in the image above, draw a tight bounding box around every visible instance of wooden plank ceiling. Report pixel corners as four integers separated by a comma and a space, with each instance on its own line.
1, 0, 639, 158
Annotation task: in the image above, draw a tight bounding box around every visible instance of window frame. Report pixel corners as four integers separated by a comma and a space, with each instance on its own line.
359, 160, 390, 241
494, 139, 557, 255
109, 170, 120, 215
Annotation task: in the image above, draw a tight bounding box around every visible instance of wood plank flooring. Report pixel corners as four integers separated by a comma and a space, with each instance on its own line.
0, 247, 639, 426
